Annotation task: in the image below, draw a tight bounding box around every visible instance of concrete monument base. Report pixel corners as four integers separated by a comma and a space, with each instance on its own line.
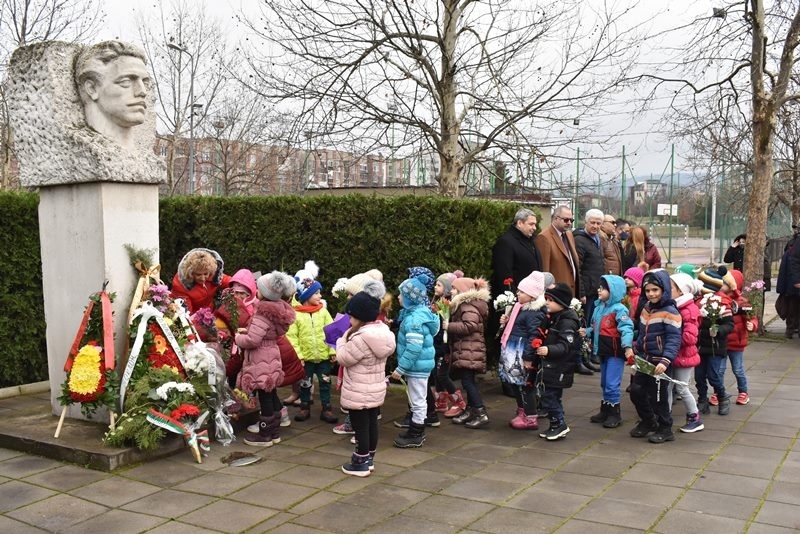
39, 182, 160, 418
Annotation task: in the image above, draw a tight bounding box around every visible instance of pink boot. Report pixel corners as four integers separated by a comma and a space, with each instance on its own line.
443, 390, 467, 418
434, 391, 450, 413
509, 407, 526, 428
510, 411, 538, 430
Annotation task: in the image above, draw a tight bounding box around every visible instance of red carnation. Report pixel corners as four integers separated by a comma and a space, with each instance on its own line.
531, 338, 543, 348
503, 278, 514, 286
171, 403, 200, 420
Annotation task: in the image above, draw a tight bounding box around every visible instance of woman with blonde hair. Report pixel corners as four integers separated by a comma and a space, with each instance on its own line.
623, 225, 661, 271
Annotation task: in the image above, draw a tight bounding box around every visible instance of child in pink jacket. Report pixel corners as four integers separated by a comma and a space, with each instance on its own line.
236, 271, 297, 447
335, 285, 396, 477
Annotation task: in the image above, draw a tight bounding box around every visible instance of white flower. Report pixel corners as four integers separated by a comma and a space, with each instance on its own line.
332, 277, 349, 297
493, 290, 517, 311
569, 298, 582, 311
155, 381, 195, 401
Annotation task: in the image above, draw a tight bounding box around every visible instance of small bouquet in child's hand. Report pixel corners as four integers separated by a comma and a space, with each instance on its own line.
632, 355, 688, 386
699, 294, 728, 337
569, 298, 584, 319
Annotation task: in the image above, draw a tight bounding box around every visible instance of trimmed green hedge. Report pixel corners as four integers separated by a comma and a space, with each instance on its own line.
1, 192, 522, 387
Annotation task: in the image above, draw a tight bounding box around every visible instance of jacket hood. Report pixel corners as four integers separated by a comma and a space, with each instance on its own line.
521, 294, 547, 312
601, 274, 627, 305
254, 299, 296, 336
451, 286, 491, 311
353, 322, 396, 358
642, 270, 673, 304
177, 248, 225, 290
229, 268, 258, 309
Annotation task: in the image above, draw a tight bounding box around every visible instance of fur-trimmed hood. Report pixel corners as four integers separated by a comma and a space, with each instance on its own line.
253, 299, 296, 336
520, 294, 547, 312
177, 248, 225, 290
450, 286, 491, 312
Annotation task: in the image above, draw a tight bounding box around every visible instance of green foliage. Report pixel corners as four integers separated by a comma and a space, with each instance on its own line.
2, 193, 526, 387
0, 191, 47, 387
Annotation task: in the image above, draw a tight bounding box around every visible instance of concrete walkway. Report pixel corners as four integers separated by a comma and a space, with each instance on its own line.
1, 292, 798, 533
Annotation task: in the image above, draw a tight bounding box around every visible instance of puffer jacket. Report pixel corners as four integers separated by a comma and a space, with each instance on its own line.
285, 303, 336, 362
447, 286, 491, 372
696, 292, 735, 358
171, 248, 232, 313
336, 321, 397, 410
396, 304, 439, 379
236, 299, 296, 392
673, 294, 700, 368
726, 294, 758, 351
535, 307, 581, 388
585, 275, 634, 358
503, 295, 547, 359
635, 270, 682, 368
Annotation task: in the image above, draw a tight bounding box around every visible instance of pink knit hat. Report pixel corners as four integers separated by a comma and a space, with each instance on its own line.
517, 271, 545, 299
623, 267, 645, 288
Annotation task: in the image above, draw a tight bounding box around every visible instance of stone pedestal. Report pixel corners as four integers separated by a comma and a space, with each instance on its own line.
39, 183, 160, 417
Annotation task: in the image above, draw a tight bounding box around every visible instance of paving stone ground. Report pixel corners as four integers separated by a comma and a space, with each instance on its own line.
1, 291, 798, 533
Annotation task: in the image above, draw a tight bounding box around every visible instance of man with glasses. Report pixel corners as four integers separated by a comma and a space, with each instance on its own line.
536, 206, 580, 300
601, 214, 623, 276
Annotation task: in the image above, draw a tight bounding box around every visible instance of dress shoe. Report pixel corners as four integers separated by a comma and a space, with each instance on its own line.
576, 362, 594, 375
583, 360, 600, 372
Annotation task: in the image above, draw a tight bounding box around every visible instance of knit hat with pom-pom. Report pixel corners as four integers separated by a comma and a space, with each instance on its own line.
257, 271, 296, 302
407, 266, 436, 294
399, 275, 431, 307
436, 270, 464, 296
294, 260, 322, 303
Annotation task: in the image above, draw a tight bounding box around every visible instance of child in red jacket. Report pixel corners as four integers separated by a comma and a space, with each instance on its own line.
714, 269, 757, 406
669, 273, 704, 433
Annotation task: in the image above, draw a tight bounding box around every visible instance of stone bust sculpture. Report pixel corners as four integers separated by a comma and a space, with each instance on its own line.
6, 40, 164, 187
74, 41, 151, 151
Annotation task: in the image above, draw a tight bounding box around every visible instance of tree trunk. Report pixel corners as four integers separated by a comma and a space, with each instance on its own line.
437, 0, 462, 198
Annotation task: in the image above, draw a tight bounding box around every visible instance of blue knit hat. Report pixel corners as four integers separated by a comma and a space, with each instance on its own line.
407, 266, 435, 294
297, 280, 322, 303
399, 276, 430, 307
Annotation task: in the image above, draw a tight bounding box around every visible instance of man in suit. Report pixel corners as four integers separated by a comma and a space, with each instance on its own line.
535, 205, 594, 375
491, 208, 541, 297
536, 205, 579, 297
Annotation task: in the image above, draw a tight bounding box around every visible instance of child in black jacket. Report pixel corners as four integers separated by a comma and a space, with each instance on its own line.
530, 283, 580, 441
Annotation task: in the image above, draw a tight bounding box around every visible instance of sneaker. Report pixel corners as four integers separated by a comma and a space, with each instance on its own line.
709, 393, 719, 406
424, 413, 441, 427
544, 422, 570, 441
246, 421, 259, 433
279, 407, 291, 427
736, 392, 750, 405
680, 413, 704, 433
649, 428, 675, 443
333, 421, 355, 435
630, 419, 658, 438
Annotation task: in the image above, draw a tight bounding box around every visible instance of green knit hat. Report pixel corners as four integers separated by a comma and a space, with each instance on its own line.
673, 264, 698, 278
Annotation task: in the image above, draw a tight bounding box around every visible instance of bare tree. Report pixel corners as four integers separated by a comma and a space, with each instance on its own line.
136, 0, 231, 196
239, 0, 643, 197
642, 1, 800, 286
0, 0, 104, 189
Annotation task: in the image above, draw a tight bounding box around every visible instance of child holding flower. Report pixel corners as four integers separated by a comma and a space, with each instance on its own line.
695, 268, 735, 416
432, 271, 464, 416
499, 271, 548, 430
718, 269, 757, 406
236, 271, 297, 447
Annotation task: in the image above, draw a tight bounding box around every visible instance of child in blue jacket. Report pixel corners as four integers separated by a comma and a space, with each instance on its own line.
630, 270, 682, 443
584, 275, 634, 429
391, 274, 439, 448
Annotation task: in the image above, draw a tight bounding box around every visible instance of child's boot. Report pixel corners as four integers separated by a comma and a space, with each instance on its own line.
279, 406, 291, 427
243, 416, 275, 447
718, 394, 732, 416
629, 417, 658, 438
603, 403, 622, 428
434, 391, 450, 413
393, 422, 426, 448
680, 412, 704, 433
452, 407, 475, 425
341, 452, 371, 477
294, 402, 311, 421
509, 407, 526, 428
320, 405, 338, 424
589, 401, 609, 424
444, 390, 467, 418
697, 397, 710, 414
648, 426, 675, 443
465, 406, 490, 429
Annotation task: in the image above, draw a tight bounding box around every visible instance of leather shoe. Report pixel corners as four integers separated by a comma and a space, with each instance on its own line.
590, 354, 601, 365
584, 360, 600, 372
576, 362, 594, 375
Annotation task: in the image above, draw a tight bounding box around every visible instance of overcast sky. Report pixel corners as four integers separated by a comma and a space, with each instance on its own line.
98, 0, 723, 185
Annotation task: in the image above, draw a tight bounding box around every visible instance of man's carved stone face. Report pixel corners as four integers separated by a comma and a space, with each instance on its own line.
85, 56, 150, 129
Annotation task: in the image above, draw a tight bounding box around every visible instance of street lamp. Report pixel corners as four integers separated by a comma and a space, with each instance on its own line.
167, 42, 198, 195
